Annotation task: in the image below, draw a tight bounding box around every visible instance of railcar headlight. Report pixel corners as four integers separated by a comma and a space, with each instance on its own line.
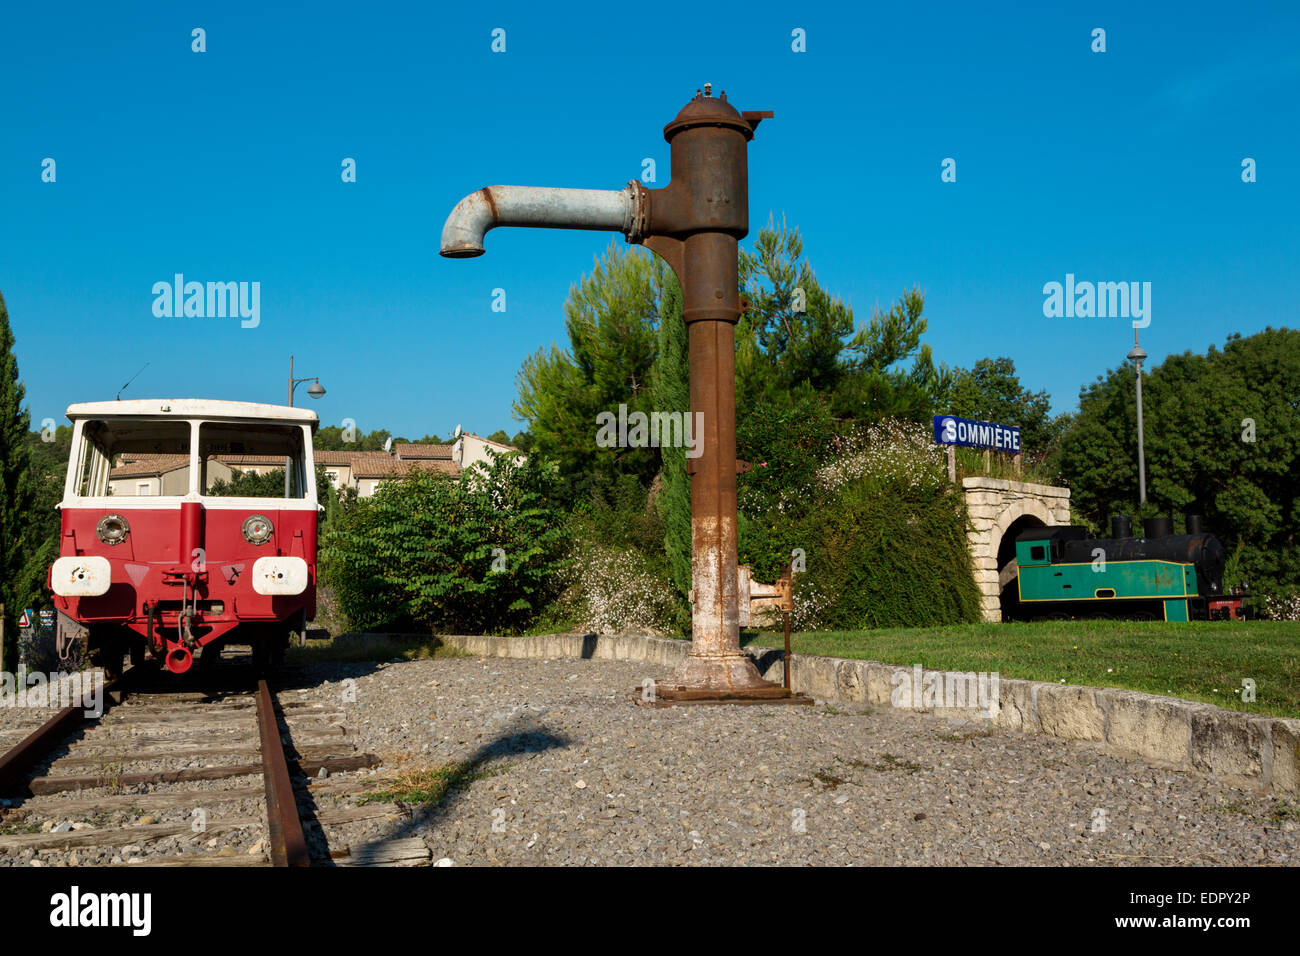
96, 514, 130, 546
242, 514, 274, 545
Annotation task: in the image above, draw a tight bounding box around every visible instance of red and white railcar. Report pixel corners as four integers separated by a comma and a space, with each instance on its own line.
48, 400, 319, 676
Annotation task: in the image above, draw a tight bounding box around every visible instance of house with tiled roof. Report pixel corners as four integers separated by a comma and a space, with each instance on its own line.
395, 434, 523, 472
107, 454, 194, 496
454, 433, 522, 471
313, 450, 393, 493
392, 443, 454, 460
351, 455, 459, 497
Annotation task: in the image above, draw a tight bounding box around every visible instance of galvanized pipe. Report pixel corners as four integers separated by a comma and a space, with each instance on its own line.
440, 185, 640, 258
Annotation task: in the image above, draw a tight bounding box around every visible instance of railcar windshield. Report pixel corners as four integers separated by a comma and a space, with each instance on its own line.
200, 422, 311, 499
70, 418, 313, 500
75, 419, 192, 497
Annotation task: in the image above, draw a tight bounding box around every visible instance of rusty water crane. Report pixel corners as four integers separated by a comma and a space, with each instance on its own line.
441, 86, 800, 702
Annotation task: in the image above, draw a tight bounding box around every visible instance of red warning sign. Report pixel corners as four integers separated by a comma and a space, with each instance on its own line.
17, 609, 31, 628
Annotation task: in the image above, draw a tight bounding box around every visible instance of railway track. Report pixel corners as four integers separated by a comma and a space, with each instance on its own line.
0, 659, 423, 867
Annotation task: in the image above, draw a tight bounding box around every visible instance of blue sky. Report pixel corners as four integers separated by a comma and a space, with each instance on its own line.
3, 1, 1297, 442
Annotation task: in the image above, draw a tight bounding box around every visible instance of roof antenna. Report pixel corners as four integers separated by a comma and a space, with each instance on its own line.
116, 362, 149, 401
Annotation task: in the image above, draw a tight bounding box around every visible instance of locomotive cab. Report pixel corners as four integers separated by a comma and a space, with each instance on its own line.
49, 400, 320, 677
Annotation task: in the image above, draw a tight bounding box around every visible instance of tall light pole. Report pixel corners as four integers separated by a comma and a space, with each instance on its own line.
1128, 330, 1147, 506
285, 355, 325, 497
287, 354, 326, 407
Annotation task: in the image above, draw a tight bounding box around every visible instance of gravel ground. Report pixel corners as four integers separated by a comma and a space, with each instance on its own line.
284, 656, 1300, 866
3, 655, 1295, 867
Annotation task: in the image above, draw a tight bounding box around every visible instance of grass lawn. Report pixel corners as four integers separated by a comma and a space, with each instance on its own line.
742, 620, 1300, 718
287, 633, 470, 665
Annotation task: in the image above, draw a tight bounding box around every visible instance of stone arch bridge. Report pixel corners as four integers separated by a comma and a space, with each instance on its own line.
962, 477, 1072, 622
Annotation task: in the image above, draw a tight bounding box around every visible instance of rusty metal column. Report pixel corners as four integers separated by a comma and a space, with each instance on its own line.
635, 88, 777, 692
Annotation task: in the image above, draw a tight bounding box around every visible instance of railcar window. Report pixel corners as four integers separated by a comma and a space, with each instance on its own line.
79, 420, 192, 497
200, 423, 309, 499
1030, 545, 1046, 562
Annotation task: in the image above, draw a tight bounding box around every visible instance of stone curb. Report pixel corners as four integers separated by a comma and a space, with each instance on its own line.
366, 631, 1299, 798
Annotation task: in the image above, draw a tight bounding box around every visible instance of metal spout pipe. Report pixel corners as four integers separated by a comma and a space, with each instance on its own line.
440, 184, 641, 258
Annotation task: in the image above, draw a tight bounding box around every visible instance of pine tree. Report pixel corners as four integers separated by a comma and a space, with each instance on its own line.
513, 239, 666, 497
0, 290, 47, 664
651, 275, 692, 601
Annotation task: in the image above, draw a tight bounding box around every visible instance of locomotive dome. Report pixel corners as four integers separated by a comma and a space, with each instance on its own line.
663, 87, 756, 141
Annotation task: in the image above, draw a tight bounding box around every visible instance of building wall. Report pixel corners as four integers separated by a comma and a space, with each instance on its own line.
108, 475, 162, 496
161, 467, 191, 496
322, 466, 351, 490
458, 434, 521, 470
203, 459, 233, 490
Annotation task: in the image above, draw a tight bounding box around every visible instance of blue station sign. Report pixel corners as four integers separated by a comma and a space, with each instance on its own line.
933, 415, 1021, 452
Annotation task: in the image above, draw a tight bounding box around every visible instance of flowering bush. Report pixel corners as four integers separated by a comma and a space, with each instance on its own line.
1259, 586, 1300, 622
790, 575, 831, 630
816, 420, 946, 493
561, 541, 682, 635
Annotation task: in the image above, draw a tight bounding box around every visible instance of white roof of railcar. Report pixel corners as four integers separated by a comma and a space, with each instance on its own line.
65, 399, 319, 426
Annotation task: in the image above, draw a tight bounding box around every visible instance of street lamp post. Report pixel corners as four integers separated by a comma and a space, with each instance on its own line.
1128, 330, 1147, 506
287, 354, 326, 407
285, 355, 325, 497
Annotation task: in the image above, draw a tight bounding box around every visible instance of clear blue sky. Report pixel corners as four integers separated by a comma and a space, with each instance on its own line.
3, 1, 1297, 442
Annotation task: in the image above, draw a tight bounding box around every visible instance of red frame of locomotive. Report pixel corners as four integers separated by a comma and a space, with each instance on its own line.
48, 400, 319, 675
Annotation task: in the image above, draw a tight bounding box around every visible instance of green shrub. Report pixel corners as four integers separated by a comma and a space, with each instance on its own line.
739, 417, 981, 629
736, 395, 837, 578
320, 451, 570, 634
806, 475, 980, 629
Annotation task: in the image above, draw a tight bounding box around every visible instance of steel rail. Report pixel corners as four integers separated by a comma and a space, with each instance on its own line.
0, 672, 125, 795
256, 678, 310, 867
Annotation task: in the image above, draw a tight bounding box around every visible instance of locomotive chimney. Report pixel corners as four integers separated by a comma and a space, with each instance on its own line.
1143, 516, 1173, 539
1110, 514, 1132, 539
439, 87, 778, 698
1186, 514, 1203, 535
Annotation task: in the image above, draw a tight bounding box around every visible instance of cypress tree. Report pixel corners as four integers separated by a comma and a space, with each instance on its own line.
0, 289, 45, 665
651, 275, 692, 602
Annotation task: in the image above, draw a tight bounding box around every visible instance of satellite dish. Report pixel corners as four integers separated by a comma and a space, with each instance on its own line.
383, 437, 393, 453
452, 424, 462, 440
